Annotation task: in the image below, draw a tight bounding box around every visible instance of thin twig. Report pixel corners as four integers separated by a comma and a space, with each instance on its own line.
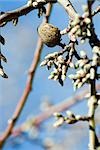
92, 5, 100, 16
0, 3, 53, 148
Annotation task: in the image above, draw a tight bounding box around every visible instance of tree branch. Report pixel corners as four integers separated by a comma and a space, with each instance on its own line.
87, 1, 99, 149
0, 0, 78, 27
11, 84, 100, 136
57, 0, 77, 19
0, 3, 53, 148
0, 0, 56, 26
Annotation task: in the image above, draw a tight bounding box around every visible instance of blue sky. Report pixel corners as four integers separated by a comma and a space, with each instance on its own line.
0, 1, 100, 150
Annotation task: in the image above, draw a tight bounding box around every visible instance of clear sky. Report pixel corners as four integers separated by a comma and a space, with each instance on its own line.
0, 0, 100, 150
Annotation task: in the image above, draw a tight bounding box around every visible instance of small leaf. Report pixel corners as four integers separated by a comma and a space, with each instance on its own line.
47, 65, 51, 70
2, 73, 8, 78
0, 66, 8, 78
40, 60, 47, 66
12, 18, 18, 26
0, 35, 5, 45
0, 53, 7, 62
0, 22, 7, 27
53, 117, 64, 127
38, 6, 46, 18
58, 78, 63, 86
42, 6, 46, 14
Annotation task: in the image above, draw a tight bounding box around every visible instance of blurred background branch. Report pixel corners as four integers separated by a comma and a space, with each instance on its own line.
0, 3, 53, 149
11, 84, 100, 136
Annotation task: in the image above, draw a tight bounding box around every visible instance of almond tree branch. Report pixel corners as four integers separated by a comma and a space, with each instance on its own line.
0, 0, 56, 26
0, 3, 53, 148
87, 1, 100, 149
57, 0, 77, 19
12, 84, 100, 136
0, 0, 77, 27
